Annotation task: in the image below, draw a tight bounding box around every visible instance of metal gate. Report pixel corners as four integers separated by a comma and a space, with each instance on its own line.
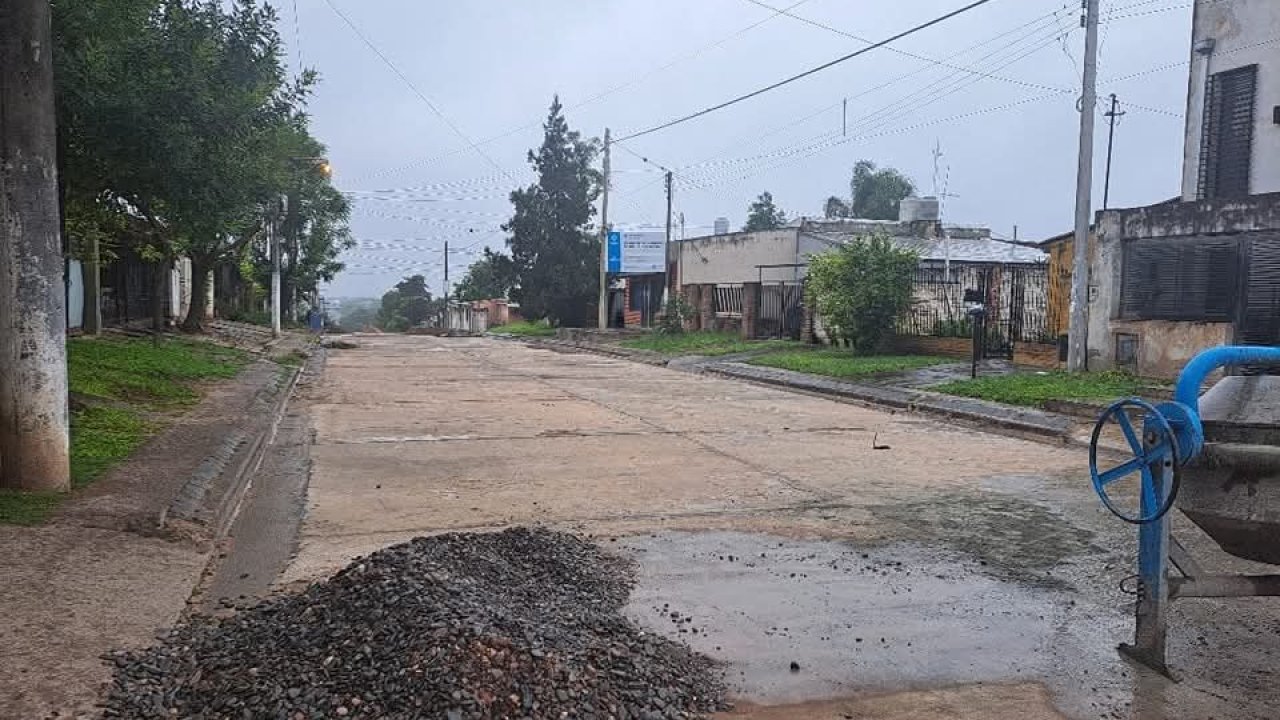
899, 262, 1050, 360
756, 282, 804, 340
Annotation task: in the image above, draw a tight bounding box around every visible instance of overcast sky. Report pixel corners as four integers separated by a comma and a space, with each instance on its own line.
290, 0, 1196, 299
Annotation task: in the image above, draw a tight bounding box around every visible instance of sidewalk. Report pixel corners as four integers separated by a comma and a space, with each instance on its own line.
0, 328, 310, 718
520, 336, 1078, 442
706, 361, 1075, 440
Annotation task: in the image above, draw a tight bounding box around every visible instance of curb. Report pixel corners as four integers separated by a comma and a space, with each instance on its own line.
703, 362, 1075, 441
521, 338, 671, 366
160, 359, 304, 539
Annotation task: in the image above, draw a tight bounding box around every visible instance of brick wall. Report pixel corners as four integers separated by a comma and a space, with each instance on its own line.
891, 335, 972, 358
892, 335, 1061, 369
1014, 342, 1061, 369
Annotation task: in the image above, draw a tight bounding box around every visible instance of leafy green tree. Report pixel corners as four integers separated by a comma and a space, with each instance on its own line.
849, 160, 916, 221
505, 97, 601, 326
454, 247, 518, 301
823, 196, 851, 219
807, 234, 918, 354
744, 191, 788, 231
377, 275, 441, 331
52, 0, 349, 331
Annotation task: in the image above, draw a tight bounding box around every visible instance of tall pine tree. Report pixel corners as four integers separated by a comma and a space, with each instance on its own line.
505, 97, 601, 326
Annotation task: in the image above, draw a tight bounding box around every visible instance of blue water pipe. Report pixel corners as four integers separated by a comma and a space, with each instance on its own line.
1174, 345, 1280, 411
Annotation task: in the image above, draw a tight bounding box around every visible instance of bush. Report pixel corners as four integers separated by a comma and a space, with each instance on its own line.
807, 233, 917, 354
657, 295, 695, 335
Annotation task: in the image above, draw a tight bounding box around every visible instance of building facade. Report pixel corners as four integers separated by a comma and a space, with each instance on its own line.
1180, 0, 1280, 201
1085, 0, 1280, 378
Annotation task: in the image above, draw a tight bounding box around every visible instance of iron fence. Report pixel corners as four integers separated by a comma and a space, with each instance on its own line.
897, 262, 1052, 356
714, 284, 743, 318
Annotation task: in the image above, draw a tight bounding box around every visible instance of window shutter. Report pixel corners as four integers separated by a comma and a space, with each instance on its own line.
1198, 64, 1258, 199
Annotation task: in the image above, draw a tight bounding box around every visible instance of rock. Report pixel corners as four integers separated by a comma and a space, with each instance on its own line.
789, 661, 800, 673
101, 527, 725, 719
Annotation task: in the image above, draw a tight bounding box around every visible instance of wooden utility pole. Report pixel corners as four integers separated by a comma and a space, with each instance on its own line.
0, 0, 71, 491
1067, 0, 1100, 373
597, 128, 611, 330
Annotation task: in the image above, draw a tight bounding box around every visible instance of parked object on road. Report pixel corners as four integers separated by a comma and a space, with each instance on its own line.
102, 527, 725, 719
1088, 345, 1280, 675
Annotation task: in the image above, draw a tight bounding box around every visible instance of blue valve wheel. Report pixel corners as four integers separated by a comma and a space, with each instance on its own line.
1089, 398, 1181, 525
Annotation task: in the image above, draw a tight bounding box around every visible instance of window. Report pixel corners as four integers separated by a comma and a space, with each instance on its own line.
1120, 236, 1238, 321
1198, 64, 1258, 199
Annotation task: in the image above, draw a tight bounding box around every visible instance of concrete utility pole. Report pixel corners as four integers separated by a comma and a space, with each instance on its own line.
0, 0, 71, 491
1102, 93, 1126, 210
664, 170, 674, 301
1067, 0, 1101, 373
443, 239, 450, 308
597, 128, 611, 330
271, 197, 283, 338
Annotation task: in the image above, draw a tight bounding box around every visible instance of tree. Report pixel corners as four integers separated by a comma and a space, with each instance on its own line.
744, 191, 788, 231
377, 275, 442, 331
807, 234, 918, 354
849, 160, 916, 221
454, 247, 518, 301
823, 196, 851, 219
1, 0, 71, 490
505, 97, 601, 325
52, 0, 350, 332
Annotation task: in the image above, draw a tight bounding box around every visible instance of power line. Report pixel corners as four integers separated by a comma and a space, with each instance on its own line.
347, 0, 812, 185
615, 0, 1001, 142
741, 0, 1072, 97
677, 21, 1070, 186
320, 0, 519, 182
666, 4, 1070, 183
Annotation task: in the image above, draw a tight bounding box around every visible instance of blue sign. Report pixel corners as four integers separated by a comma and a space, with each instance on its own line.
606, 231, 622, 273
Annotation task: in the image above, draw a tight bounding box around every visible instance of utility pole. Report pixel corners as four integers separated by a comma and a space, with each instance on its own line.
443, 239, 450, 308
271, 197, 283, 338
0, 0, 71, 491
597, 128, 611, 330
1103, 93, 1125, 210
842, 98, 848, 136
664, 170, 674, 301
1067, 0, 1100, 373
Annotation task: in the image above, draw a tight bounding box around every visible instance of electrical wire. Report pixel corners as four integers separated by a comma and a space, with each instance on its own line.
669, 7, 1072, 180
614, 0, 1002, 142
321, 0, 520, 182
348, 0, 813, 185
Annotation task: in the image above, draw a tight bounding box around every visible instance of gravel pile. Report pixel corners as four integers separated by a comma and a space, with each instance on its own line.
102, 528, 725, 719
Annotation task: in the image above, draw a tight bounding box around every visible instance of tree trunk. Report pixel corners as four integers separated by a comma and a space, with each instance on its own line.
84, 236, 102, 334
183, 258, 211, 332
0, 0, 71, 491
151, 257, 169, 335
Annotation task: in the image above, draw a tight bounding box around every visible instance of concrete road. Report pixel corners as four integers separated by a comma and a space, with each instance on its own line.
284, 335, 1280, 720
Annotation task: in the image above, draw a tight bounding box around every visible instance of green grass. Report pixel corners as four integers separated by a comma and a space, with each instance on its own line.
68, 336, 248, 407
932, 370, 1152, 408
0, 335, 250, 525
621, 331, 798, 357
493, 320, 557, 337
748, 349, 953, 378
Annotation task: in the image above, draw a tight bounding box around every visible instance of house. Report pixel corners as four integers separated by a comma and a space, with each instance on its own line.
1081, 0, 1280, 377
676, 202, 1050, 350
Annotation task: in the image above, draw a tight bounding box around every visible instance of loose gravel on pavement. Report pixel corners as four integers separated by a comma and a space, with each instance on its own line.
102, 527, 725, 719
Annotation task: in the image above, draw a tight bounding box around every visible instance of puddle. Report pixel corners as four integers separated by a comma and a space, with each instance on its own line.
618, 531, 1245, 720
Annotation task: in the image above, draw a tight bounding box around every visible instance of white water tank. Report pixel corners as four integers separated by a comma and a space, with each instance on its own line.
898, 196, 940, 222
714, 217, 730, 235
